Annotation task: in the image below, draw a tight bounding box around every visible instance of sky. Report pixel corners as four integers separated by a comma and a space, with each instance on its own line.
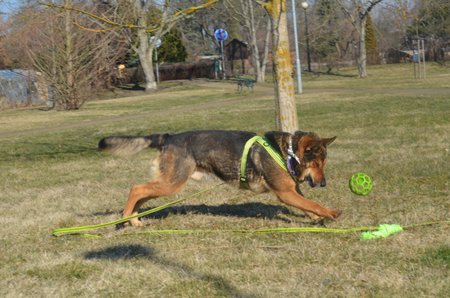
0, 0, 21, 17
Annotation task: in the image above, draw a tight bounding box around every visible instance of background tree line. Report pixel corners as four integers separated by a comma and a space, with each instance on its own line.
0, 0, 449, 110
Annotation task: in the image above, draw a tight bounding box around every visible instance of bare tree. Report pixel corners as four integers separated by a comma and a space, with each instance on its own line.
43, 0, 218, 92
337, 0, 384, 78
225, 0, 271, 82
406, 0, 450, 63
11, 1, 126, 109
372, 0, 410, 54
259, 0, 298, 133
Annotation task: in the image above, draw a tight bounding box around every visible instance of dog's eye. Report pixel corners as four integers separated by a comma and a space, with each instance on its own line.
305, 147, 311, 154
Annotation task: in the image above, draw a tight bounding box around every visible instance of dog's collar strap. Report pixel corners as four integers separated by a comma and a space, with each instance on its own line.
240, 136, 288, 186
287, 137, 301, 176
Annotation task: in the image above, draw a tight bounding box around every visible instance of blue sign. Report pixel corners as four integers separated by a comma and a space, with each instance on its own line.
214, 29, 228, 42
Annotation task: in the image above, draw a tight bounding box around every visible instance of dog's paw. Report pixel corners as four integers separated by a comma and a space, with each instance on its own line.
315, 209, 341, 221
130, 218, 144, 227
328, 209, 342, 220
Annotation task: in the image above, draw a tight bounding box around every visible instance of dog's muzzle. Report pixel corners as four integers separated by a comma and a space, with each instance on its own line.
304, 175, 326, 188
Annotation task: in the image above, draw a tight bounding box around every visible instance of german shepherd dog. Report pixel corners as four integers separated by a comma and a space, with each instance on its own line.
98, 130, 341, 227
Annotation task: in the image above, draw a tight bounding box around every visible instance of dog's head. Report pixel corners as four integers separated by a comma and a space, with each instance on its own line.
294, 133, 336, 188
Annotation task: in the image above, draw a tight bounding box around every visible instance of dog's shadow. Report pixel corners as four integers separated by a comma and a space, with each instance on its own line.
92, 202, 308, 228
138, 202, 305, 222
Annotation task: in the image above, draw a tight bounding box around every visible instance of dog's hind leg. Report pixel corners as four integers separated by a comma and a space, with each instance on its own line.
122, 150, 196, 227
123, 179, 188, 227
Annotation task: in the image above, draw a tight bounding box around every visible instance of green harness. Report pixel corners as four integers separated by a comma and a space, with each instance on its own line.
239, 136, 288, 186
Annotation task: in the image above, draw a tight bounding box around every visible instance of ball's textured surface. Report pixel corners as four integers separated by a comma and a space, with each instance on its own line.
349, 172, 373, 195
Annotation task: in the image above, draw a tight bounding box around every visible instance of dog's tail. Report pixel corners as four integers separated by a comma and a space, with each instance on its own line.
98, 134, 168, 155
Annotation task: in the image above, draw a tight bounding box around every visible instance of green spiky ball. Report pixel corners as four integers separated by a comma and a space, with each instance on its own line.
349, 172, 373, 195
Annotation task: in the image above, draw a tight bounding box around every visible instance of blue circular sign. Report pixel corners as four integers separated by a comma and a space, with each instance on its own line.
214, 29, 228, 42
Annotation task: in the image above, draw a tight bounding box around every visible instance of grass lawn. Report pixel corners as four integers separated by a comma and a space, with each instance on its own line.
0, 63, 449, 297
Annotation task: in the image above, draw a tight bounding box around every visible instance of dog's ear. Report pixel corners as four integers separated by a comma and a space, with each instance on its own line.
321, 136, 336, 146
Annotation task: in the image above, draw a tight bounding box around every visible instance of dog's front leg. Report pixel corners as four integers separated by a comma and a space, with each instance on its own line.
294, 184, 324, 222
275, 189, 341, 220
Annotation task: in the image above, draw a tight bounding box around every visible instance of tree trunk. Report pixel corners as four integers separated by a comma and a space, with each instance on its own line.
356, 17, 368, 78
246, 0, 270, 83
248, 0, 263, 82
64, 0, 77, 109
140, 52, 157, 91
261, 0, 298, 133
137, 28, 157, 92
258, 19, 271, 83
135, 3, 158, 93
338, 0, 384, 78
